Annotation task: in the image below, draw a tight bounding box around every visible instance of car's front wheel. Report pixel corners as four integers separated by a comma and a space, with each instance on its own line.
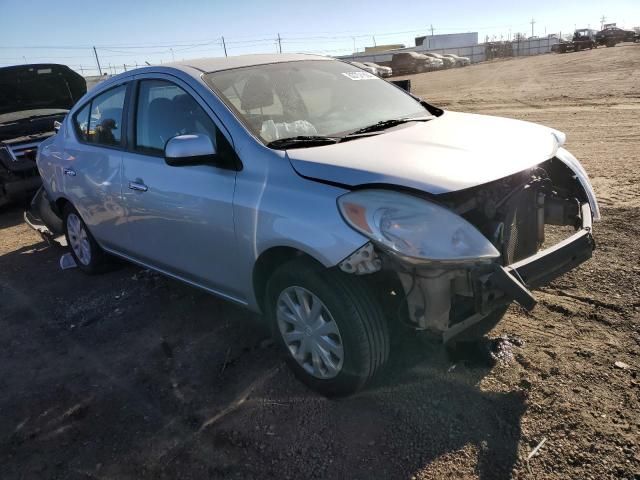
63, 204, 109, 274
266, 257, 389, 396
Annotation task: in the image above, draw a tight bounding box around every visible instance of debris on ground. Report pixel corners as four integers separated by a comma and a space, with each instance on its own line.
489, 335, 524, 364
614, 361, 631, 370
59, 252, 77, 270
526, 437, 547, 461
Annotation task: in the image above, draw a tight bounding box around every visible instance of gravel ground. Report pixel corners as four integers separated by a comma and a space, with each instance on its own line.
1, 44, 639, 479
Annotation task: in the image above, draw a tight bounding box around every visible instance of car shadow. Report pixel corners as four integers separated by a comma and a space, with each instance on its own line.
0, 237, 525, 479
363, 334, 526, 479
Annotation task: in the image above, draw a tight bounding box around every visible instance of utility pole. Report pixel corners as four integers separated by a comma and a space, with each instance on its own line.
430, 24, 434, 36
372, 35, 376, 46
277, 33, 282, 53
93, 46, 102, 75
530, 18, 536, 37
600, 15, 606, 29
123, 64, 127, 72
23, 55, 27, 64
351, 36, 356, 53
221, 36, 227, 57
170, 48, 175, 62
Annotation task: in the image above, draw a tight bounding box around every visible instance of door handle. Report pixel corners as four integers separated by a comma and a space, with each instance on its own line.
63, 167, 76, 177
128, 181, 148, 192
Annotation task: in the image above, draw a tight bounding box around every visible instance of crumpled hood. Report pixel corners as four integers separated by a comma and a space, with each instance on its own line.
287, 111, 565, 194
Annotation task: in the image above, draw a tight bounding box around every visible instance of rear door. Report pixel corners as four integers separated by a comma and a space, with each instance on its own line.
63, 82, 129, 249
119, 75, 241, 298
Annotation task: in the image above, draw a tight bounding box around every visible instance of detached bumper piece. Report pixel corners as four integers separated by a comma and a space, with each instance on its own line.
23, 186, 66, 246
444, 203, 594, 342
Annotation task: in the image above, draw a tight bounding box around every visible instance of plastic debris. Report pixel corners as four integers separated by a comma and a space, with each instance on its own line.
527, 437, 547, 461
614, 361, 631, 370
59, 253, 77, 270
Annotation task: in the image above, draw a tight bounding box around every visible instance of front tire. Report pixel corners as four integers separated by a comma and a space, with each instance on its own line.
63, 204, 109, 274
266, 258, 389, 396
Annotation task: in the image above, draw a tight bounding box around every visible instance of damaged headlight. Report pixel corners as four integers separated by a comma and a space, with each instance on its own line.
338, 189, 500, 264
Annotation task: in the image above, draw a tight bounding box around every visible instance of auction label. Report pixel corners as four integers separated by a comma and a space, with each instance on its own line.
341, 71, 377, 80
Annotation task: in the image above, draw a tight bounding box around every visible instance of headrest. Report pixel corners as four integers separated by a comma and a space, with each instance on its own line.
240, 75, 274, 111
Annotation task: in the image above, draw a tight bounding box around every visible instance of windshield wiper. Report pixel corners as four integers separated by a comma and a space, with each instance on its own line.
344, 117, 432, 137
266, 135, 340, 150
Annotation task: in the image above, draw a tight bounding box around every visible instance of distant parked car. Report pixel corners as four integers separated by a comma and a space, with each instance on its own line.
29, 54, 599, 396
0, 64, 86, 208
363, 62, 392, 78
349, 61, 378, 76
391, 52, 441, 74
596, 25, 636, 47
443, 54, 470, 67
423, 52, 456, 69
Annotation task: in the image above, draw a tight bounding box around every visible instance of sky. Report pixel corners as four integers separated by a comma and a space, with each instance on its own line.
1, 0, 638, 75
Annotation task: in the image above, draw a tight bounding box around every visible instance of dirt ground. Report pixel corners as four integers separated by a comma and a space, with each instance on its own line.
1, 45, 639, 480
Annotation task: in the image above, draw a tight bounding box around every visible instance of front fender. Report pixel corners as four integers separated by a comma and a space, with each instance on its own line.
232, 152, 368, 311
555, 147, 601, 221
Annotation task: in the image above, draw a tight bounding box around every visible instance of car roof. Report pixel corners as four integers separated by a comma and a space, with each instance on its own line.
163, 53, 332, 73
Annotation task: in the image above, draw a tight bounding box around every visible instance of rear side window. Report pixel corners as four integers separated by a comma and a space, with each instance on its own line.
87, 85, 126, 147
135, 80, 217, 154
73, 103, 91, 141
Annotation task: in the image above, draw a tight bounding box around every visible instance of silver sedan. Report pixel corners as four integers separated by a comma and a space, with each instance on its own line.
32, 54, 599, 396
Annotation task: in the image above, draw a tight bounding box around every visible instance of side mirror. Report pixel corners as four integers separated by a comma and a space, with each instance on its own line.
165, 134, 217, 167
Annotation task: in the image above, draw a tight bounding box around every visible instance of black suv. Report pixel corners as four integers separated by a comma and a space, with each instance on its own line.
0, 64, 86, 207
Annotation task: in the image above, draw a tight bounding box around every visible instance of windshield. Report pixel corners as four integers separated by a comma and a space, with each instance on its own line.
204, 60, 429, 143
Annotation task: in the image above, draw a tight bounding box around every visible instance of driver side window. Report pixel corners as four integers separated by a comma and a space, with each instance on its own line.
135, 80, 217, 155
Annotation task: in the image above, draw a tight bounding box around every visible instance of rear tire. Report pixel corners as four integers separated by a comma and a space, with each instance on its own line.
63, 204, 110, 274
265, 257, 390, 396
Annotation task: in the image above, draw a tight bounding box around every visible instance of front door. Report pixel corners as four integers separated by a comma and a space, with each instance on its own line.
120, 77, 241, 299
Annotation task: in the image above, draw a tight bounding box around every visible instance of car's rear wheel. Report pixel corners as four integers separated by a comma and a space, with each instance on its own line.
266, 257, 389, 397
63, 204, 109, 274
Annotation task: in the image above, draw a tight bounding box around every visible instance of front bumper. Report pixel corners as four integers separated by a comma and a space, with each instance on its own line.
23, 186, 66, 245
444, 202, 594, 342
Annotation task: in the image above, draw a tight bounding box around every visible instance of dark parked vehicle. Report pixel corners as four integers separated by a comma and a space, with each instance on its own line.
552, 29, 598, 53
0, 64, 86, 207
391, 52, 439, 75
596, 25, 636, 47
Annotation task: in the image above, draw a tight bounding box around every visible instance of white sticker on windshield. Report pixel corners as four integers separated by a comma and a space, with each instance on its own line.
341, 71, 377, 80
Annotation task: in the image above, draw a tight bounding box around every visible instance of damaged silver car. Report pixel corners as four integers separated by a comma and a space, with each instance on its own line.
28, 54, 599, 396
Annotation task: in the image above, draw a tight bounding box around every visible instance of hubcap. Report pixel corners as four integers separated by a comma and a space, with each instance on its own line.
276, 286, 344, 379
67, 213, 91, 266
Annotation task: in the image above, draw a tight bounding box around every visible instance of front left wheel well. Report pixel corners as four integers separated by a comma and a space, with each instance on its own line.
253, 247, 324, 313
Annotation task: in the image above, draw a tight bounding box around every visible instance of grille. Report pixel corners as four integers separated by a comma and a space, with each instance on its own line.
502, 186, 539, 264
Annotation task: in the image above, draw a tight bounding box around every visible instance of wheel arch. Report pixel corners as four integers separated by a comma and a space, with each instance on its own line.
252, 246, 327, 313
54, 196, 72, 216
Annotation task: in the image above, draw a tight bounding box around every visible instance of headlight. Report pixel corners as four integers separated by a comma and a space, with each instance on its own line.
338, 190, 500, 265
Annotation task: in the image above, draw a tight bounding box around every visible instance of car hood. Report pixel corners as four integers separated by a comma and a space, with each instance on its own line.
287, 111, 565, 194
0, 64, 86, 116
